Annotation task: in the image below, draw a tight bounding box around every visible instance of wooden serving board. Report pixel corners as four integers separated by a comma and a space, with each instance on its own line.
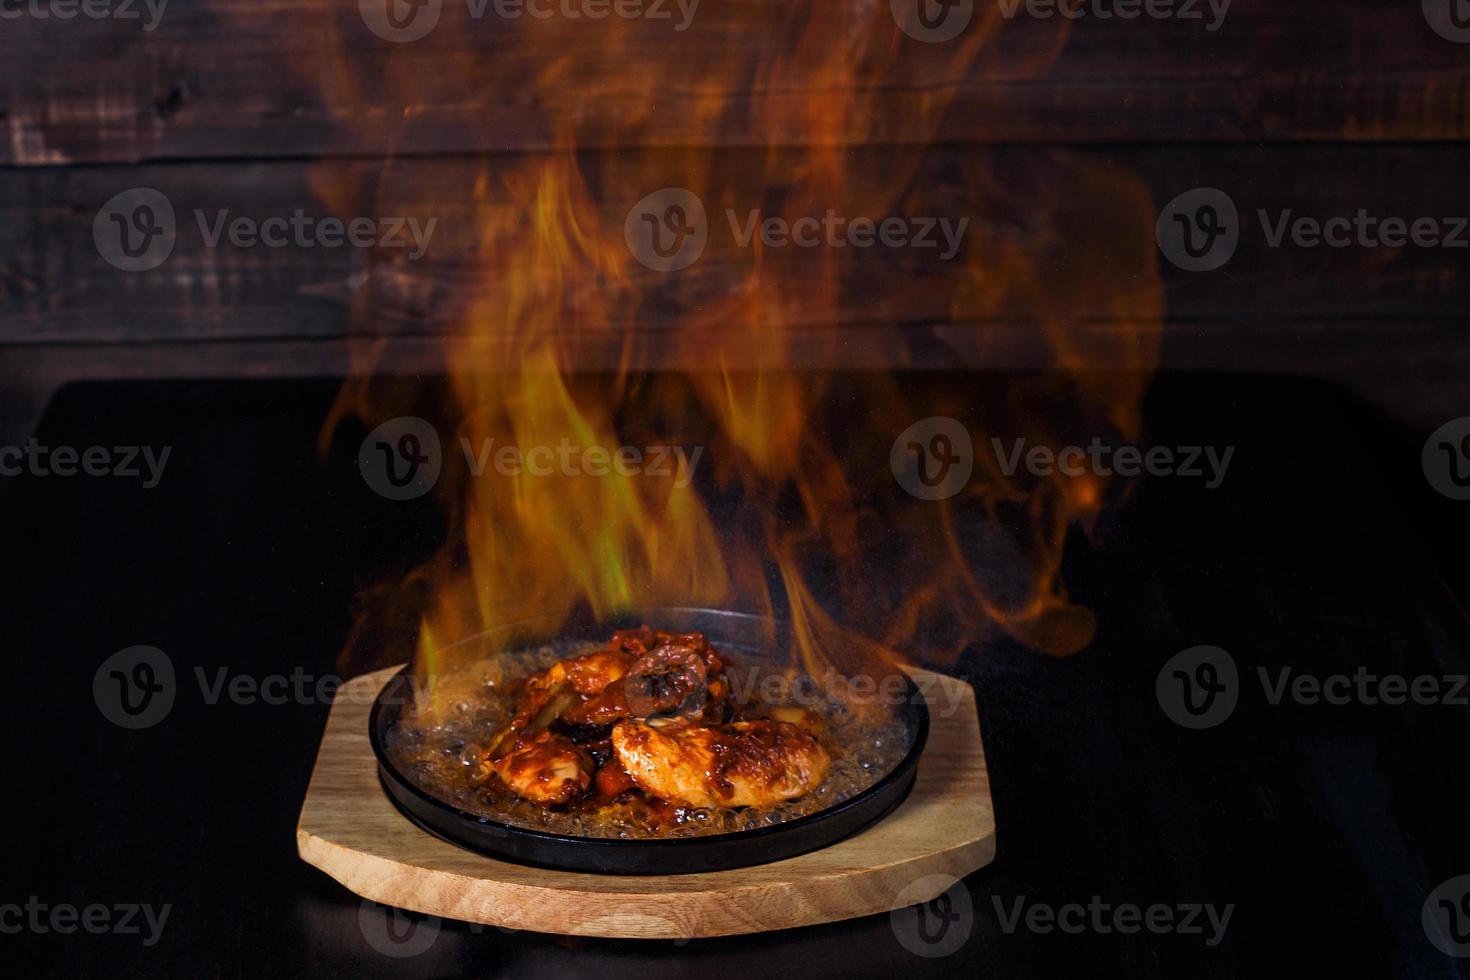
296, 666, 995, 939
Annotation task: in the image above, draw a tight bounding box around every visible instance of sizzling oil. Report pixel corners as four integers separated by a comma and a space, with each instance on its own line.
385, 641, 914, 839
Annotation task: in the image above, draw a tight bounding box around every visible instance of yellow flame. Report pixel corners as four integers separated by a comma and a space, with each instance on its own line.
306, 6, 1162, 684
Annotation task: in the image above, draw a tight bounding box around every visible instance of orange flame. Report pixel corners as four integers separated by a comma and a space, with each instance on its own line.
309, 5, 1161, 684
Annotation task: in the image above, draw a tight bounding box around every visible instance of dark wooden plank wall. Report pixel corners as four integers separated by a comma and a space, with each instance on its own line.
5, 144, 1468, 341
0, 1, 1466, 437
2, 0, 1468, 162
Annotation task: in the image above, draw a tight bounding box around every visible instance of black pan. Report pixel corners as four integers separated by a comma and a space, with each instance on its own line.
368, 607, 930, 875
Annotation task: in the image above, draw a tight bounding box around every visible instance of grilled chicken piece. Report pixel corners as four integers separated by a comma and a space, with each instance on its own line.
488, 629, 736, 776
611, 719, 831, 809
561, 649, 638, 694
613, 627, 725, 674
560, 684, 632, 727
563, 647, 730, 726
504, 648, 636, 732
483, 730, 592, 805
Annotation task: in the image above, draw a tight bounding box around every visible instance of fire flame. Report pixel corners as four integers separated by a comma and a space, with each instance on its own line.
309, 5, 1162, 687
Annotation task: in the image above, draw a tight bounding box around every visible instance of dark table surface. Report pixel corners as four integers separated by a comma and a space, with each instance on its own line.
3, 373, 1468, 979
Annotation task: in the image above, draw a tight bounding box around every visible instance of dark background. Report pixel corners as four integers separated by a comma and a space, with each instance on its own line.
3, 1, 1470, 977
2, 371, 1467, 978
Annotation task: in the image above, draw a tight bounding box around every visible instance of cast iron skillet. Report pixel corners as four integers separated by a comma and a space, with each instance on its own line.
369, 607, 930, 875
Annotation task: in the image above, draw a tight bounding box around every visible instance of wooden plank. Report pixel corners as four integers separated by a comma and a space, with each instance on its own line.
295, 665, 994, 938
3, 144, 1469, 350
2, 1, 1469, 165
